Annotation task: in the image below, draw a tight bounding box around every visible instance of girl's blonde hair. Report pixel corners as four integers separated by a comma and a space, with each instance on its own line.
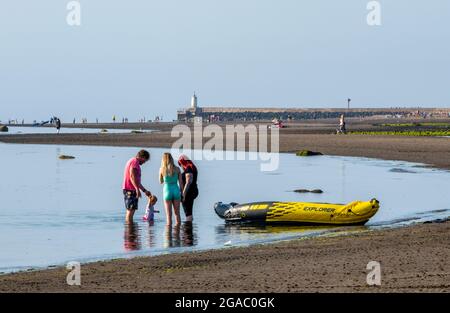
161, 153, 176, 177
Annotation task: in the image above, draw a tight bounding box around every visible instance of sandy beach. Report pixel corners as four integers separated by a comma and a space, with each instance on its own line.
0, 220, 448, 292
0, 121, 449, 292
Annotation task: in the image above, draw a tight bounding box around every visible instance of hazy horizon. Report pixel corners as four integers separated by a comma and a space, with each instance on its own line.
1, 0, 449, 122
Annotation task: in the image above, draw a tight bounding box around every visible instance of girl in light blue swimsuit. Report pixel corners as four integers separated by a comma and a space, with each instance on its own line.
159, 153, 183, 226
163, 172, 181, 201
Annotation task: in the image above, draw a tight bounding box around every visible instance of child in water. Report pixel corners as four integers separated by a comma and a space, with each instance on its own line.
143, 195, 159, 222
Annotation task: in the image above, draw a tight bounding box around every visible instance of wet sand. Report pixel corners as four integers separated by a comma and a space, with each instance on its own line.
1, 121, 449, 292
0, 221, 448, 292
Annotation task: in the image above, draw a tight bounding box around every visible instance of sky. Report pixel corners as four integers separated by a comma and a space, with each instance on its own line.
0, 0, 449, 122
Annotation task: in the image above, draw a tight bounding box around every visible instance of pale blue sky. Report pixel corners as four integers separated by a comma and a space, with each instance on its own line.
0, 0, 449, 122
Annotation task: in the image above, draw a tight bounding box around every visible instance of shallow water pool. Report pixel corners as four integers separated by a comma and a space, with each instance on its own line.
0, 126, 152, 135
0, 143, 449, 273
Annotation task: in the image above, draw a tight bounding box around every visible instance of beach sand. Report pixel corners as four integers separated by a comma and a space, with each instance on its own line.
1, 121, 449, 292
0, 220, 448, 292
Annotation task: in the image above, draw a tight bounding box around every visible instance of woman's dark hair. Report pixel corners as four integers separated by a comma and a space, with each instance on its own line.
137, 149, 150, 160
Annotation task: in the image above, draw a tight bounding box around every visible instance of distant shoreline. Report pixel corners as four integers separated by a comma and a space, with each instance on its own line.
1, 120, 450, 170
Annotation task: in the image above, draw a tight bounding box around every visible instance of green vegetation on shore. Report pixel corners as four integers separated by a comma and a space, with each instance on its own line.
350, 130, 450, 136
379, 122, 450, 127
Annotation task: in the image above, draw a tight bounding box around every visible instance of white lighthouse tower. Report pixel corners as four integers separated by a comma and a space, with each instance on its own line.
191, 93, 198, 110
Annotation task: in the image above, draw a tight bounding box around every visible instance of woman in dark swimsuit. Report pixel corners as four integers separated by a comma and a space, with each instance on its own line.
178, 155, 198, 222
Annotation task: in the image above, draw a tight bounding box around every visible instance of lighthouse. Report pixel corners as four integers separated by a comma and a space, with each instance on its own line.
191, 93, 198, 110
176, 92, 202, 121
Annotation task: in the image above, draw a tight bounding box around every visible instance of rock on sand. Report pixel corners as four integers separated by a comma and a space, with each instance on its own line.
296, 150, 323, 156
59, 155, 75, 160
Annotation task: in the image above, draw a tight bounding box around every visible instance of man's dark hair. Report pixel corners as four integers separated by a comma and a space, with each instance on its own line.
137, 149, 150, 160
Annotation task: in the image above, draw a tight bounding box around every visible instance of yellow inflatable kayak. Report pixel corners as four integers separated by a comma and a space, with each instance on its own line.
214, 199, 379, 225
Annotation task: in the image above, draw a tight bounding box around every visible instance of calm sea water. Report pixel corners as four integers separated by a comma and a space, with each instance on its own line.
0, 143, 449, 273
0, 126, 152, 135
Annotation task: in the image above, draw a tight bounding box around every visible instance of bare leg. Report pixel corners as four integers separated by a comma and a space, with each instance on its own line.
164, 200, 173, 226
125, 209, 135, 223
173, 200, 181, 226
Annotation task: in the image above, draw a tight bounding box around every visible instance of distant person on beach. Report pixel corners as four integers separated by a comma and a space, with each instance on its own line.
55, 118, 61, 134
159, 153, 183, 226
178, 155, 199, 222
122, 150, 153, 223
338, 114, 346, 134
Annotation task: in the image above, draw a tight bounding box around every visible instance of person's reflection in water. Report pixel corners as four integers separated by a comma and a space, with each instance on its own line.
181, 222, 195, 247
164, 224, 181, 248
124, 222, 141, 251
163, 223, 197, 248
145, 222, 156, 248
